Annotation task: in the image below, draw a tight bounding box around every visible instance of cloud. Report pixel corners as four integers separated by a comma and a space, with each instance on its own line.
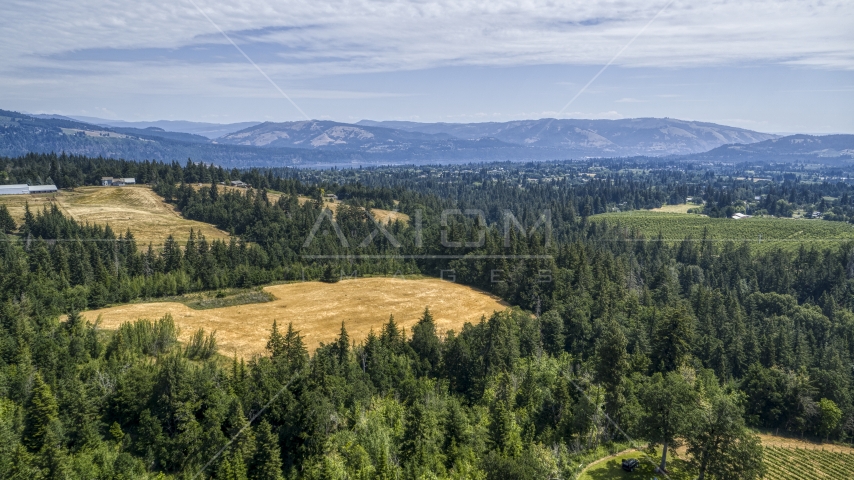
2, 0, 852, 79
615, 97, 645, 103
0, 0, 851, 126
593, 111, 624, 120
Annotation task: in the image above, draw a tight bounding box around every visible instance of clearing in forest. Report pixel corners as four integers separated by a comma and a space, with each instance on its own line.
591, 211, 854, 251
649, 203, 696, 213
0, 185, 229, 245
297, 195, 410, 225
83, 277, 509, 358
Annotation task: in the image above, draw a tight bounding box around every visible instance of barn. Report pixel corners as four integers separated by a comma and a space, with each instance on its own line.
28, 185, 58, 194
0, 184, 58, 195
0, 184, 29, 195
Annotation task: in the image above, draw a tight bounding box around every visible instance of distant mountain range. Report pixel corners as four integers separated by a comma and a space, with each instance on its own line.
356, 118, 776, 156
4, 109, 851, 167
30, 115, 259, 139
689, 134, 854, 162
214, 118, 777, 157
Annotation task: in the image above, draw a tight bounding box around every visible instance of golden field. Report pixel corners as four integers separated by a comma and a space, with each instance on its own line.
297, 195, 410, 225
83, 277, 509, 358
0, 185, 229, 245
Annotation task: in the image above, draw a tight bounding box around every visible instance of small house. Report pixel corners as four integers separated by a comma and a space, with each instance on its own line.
230, 180, 247, 188
102, 177, 135, 186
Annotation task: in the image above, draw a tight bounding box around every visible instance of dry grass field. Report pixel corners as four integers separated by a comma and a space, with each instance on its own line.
649, 203, 696, 213
0, 185, 229, 245
83, 277, 509, 358
188, 185, 408, 225
297, 195, 410, 225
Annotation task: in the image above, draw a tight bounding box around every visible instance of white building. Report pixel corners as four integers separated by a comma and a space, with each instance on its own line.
0, 184, 58, 195
0, 184, 29, 195
28, 185, 58, 194
102, 177, 136, 186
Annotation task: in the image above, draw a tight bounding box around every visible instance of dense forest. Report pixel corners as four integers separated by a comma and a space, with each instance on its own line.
1, 152, 853, 478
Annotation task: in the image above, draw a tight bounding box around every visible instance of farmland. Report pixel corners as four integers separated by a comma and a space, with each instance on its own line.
0, 185, 229, 245
590, 211, 854, 251
763, 446, 854, 479
577, 437, 854, 480
83, 277, 509, 357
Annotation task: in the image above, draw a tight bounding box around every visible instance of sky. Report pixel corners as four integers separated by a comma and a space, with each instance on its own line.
1, 0, 852, 133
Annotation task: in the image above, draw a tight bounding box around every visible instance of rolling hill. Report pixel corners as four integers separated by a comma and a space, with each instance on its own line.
357, 117, 778, 156
686, 134, 854, 162
0, 185, 229, 245
7, 108, 849, 167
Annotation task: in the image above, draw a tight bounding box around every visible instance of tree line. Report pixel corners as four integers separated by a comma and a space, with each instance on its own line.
0, 153, 853, 478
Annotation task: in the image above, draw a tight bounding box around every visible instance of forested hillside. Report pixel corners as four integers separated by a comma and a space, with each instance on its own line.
0, 153, 853, 478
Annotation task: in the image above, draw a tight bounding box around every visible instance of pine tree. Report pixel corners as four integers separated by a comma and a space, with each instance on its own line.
22, 203, 34, 232
250, 420, 283, 480
283, 322, 308, 370
594, 320, 629, 420
651, 306, 694, 372
321, 263, 339, 283
334, 322, 349, 366
539, 310, 564, 356
266, 320, 285, 358
23, 373, 60, 452
216, 452, 249, 480
380, 315, 402, 351
0, 205, 16, 233
409, 308, 441, 375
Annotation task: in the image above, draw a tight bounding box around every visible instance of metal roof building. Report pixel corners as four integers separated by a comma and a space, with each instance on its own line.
28, 185, 58, 194
0, 184, 59, 195
0, 184, 30, 195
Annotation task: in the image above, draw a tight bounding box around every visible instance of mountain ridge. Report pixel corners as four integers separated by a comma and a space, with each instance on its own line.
356, 117, 778, 155
3, 108, 849, 168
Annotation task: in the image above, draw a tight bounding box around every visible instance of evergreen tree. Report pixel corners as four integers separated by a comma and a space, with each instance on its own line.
282, 322, 308, 370
334, 322, 350, 366
409, 307, 442, 375
250, 420, 283, 480
266, 319, 285, 358
321, 263, 339, 283
0, 204, 16, 233
380, 314, 403, 351
23, 373, 60, 452
594, 320, 629, 420
651, 306, 694, 372
539, 310, 564, 356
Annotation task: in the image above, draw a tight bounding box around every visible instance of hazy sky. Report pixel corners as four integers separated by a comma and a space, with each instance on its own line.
2, 0, 852, 133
